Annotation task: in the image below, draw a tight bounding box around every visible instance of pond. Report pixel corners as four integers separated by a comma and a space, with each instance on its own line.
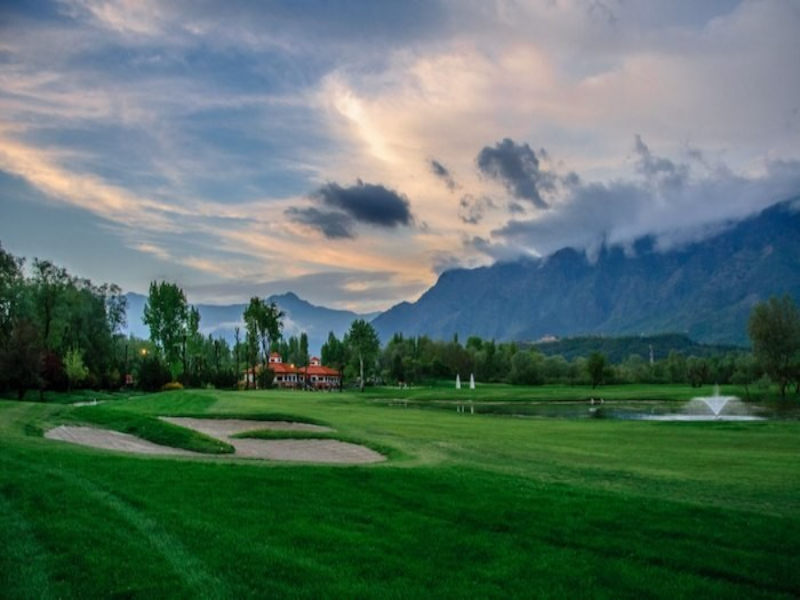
382, 398, 800, 421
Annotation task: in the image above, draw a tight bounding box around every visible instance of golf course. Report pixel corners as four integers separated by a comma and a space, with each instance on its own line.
1, 384, 799, 598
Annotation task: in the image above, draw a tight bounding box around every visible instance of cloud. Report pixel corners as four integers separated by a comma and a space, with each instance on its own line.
634, 134, 689, 190
284, 206, 355, 239
458, 195, 496, 225
466, 236, 536, 263
490, 137, 800, 260
477, 139, 552, 209
315, 180, 413, 227
430, 159, 458, 191
288, 180, 414, 239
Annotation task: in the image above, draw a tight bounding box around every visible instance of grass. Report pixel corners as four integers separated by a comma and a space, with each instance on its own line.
1, 385, 799, 598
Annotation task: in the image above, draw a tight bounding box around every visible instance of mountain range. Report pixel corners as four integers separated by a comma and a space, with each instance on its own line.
372, 198, 800, 346
124, 198, 799, 349
123, 291, 377, 356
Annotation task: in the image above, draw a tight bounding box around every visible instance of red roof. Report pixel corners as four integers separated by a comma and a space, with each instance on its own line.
304, 365, 340, 376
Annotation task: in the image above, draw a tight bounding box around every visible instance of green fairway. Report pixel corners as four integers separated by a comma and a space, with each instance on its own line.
1, 387, 799, 598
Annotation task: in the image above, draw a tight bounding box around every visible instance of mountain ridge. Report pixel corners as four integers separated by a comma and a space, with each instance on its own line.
122, 290, 374, 356
373, 198, 800, 345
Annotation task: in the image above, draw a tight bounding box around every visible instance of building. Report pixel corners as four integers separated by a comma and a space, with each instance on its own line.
243, 353, 341, 390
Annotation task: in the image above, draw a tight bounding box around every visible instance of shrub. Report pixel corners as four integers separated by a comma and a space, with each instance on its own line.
161, 381, 184, 391
138, 355, 171, 392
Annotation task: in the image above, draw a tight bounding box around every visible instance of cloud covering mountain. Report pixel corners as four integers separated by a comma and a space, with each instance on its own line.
1, 1, 798, 312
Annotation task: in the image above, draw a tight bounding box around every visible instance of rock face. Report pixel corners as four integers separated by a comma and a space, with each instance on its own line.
373, 199, 800, 345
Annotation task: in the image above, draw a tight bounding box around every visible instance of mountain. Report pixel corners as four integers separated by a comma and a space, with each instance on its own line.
122, 291, 374, 356
373, 198, 800, 346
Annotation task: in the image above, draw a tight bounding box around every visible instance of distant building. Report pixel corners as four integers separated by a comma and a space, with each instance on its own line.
243, 353, 341, 390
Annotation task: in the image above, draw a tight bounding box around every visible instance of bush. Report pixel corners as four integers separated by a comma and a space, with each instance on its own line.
138, 355, 171, 392
161, 381, 184, 391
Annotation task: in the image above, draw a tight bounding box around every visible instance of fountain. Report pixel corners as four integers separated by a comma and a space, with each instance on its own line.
692, 384, 733, 418
640, 384, 764, 421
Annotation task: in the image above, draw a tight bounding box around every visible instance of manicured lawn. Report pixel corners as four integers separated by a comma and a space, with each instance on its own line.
1, 387, 799, 598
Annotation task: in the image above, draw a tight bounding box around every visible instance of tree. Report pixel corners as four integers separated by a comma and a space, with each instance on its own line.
299, 332, 309, 367
686, 356, 710, 388
731, 353, 758, 400
0, 242, 23, 340
143, 281, 188, 379
0, 319, 42, 399
64, 346, 89, 392
244, 297, 284, 380
586, 352, 607, 389
748, 295, 800, 398
233, 326, 241, 383
345, 320, 380, 391
321, 331, 346, 370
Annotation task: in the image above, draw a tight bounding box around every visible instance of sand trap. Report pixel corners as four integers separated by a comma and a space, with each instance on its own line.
45, 418, 385, 464
160, 417, 332, 437
45, 426, 196, 456
162, 417, 384, 464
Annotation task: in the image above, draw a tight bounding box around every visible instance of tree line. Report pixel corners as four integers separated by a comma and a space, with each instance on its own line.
322, 295, 800, 398
2, 242, 798, 398
0, 243, 126, 398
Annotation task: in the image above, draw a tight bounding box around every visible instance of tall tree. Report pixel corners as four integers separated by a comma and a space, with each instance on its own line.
299, 332, 309, 367
0, 242, 23, 340
321, 331, 346, 369
143, 281, 188, 378
31, 259, 70, 352
748, 295, 800, 398
233, 326, 241, 382
64, 346, 89, 392
345, 319, 380, 392
0, 319, 42, 399
244, 297, 284, 376
586, 351, 607, 389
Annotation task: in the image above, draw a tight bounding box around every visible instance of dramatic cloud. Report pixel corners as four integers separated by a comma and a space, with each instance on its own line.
1, 1, 799, 312
477, 139, 552, 209
314, 180, 413, 228
490, 138, 800, 261
286, 180, 414, 239
430, 159, 458, 191
284, 207, 355, 239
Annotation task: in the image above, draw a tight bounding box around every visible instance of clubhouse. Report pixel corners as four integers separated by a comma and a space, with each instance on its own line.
243, 353, 342, 390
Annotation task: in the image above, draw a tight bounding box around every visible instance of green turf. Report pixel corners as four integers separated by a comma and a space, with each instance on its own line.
1, 386, 799, 598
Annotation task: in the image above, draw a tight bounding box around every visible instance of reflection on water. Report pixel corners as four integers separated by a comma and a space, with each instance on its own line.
383, 399, 800, 421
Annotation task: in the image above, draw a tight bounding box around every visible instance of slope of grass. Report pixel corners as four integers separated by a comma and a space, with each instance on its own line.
1, 387, 799, 598
62, 406, 234, 454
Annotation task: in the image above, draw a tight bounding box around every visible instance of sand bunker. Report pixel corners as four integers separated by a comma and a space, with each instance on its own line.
45, 426, 196, 456
45, 418, 385, 464
160, 417, 332, 437
162, 417, 383, 464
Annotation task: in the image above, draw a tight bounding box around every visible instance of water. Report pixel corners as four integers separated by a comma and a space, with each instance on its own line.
640, 385, 764, 421
382, 392, 796, 421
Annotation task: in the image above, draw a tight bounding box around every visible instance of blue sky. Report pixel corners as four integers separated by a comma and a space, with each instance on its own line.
1, 0, 798, 311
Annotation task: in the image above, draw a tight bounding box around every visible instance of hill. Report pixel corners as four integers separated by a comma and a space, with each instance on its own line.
122, 291, 372, 355
528, 333, 741, 363
373, 198, 800, 345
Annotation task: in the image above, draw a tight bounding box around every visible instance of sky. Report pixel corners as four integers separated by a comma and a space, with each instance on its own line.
1, 0, 799, 313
